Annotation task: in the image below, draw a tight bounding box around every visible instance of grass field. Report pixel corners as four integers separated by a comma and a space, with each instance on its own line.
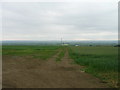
2, 45, 60, 60
56, 47, 66, 62
69, 46, 118, 87
2, 45, 119, 88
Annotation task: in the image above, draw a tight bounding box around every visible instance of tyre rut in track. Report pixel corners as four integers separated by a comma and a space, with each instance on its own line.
3, 49, 109, 88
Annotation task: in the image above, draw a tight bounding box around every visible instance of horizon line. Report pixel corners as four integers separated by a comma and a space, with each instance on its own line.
1, 40, 119, 41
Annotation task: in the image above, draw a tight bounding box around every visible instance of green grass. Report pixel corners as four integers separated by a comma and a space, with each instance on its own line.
2, 45, 60, 60
2, 45, 119, 87
56, 47, 65, 62
69, 46, 118, 87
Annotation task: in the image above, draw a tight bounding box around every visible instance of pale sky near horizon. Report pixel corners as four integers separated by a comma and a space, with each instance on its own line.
1, 0, 118, 41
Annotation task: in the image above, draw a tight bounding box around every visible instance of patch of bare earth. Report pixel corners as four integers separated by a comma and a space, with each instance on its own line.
3, 49, 109, 88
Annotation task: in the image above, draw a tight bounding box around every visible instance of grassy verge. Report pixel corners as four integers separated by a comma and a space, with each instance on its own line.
2, 45, 60, 60
69, 46, 118, 88
56, 47, 65, 62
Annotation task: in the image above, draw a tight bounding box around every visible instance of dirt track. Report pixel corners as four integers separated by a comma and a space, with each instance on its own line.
3, 49, 109, 88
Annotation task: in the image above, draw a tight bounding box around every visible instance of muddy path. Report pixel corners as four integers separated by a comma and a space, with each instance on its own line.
3, 49, 109, 88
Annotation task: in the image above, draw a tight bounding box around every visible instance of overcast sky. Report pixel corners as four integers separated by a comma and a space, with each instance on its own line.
1, 0, 118, 41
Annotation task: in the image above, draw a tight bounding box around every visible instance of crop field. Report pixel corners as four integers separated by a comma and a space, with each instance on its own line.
56, 47, 66, 62
2, 45, 119, 88
69, 46, 118, 87
2, 45, 60, 60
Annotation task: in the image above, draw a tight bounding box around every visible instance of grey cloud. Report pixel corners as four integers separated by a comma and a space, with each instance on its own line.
2, 1, 118, 40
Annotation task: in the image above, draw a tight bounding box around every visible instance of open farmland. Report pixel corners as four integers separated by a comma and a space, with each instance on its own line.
69, 46, 118, 87
2, 45, 60, 60
2, 45, 118, 88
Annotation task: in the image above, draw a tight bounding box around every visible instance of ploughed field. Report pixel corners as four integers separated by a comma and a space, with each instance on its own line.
2, 45, 118, 88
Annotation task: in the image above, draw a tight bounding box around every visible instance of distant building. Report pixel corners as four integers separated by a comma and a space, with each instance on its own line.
75, 45, 79, 46
62, 43, 69, 46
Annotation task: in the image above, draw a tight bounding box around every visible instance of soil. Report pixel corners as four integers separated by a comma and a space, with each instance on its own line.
0, 56, 2, 89
2, 49, 109, 88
